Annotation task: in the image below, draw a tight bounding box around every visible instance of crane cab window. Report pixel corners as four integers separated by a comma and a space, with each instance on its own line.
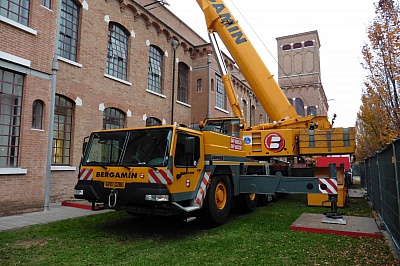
174, 133, 200, 167
205, 119, 241, 138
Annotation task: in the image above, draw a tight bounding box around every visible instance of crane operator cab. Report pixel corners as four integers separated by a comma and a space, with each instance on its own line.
193, 118, 243, 138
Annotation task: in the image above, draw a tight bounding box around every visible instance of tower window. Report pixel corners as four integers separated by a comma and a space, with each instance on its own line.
304, 41, 314, 47
293, 43, 302, 49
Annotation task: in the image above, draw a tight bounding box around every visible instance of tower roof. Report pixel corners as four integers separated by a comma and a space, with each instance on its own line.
276, 30, 321, 47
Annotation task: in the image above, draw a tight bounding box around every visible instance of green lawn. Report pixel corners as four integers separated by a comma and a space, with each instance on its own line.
0, 194, 398, 266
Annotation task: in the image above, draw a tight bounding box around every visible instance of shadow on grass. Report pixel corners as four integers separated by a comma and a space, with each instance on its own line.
96, 209, 244, 241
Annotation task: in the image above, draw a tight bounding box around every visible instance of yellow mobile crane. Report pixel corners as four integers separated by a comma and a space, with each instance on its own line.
74, 0, 353, 225
197, 0, 355, 159
197, 0, 355, 208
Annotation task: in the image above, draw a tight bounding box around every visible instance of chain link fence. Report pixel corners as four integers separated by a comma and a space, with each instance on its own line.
363, 138, 400, 251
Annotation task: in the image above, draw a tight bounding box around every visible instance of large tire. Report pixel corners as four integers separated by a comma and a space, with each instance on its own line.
237, 193, 258, 213
201, 175, 232, 226
257, 194, 269, 207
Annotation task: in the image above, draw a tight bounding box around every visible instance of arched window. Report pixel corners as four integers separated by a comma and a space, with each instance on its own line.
215, 75, 226, 109
282, 44, 291, 51
304, 40, 314, 47
197, 78, 202, 93
294, 98, 305, 116
307, 106, 317, 116
103, 108, 125, 129
32, 100, 44, 129
53, 95, 74, 165
58, 0, 80, 61
250, 105, 256, 126
147, 45, 164, 94
241, 99, 247, 120
211, 78, 215, 92
178, 62, 189, 103
259, 114, 264, 124
293, 42, 302, 49
106, 22, 130, 80
146, 117, 162, 126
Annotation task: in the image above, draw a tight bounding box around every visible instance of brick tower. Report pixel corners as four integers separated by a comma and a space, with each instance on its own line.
276, 31, 329, 117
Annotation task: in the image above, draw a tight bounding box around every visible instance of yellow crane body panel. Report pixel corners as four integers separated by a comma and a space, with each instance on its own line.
299, 127, 355, 155
308, 165, 347, 207
307, 185, 346, 208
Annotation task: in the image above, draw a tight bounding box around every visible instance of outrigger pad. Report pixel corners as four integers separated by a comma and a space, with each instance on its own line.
322, 216, 347, 225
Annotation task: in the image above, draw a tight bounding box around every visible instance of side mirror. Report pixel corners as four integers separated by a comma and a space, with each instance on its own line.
82, 136, 89, 156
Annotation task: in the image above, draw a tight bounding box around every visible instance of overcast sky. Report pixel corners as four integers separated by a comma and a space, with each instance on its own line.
166, 0, 377, 128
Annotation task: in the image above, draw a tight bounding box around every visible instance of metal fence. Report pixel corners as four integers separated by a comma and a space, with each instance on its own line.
363, 138, 400, 251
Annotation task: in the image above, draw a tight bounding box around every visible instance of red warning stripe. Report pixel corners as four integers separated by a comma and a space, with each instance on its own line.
148, 169, 173, 184
318, 178, 338, 194
79, 169, 93, 180
195, 172, 211, 207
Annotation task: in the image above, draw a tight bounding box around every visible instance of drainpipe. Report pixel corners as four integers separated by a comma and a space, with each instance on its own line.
170, 38, 178, 125
207, 54, 211, 119
44, 0, 62, 211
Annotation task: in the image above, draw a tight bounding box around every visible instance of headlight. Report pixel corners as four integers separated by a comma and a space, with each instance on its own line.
145, 195, 169, 202
74, 189, 84, 196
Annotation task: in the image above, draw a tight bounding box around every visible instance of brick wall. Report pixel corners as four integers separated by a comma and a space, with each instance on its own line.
0, 0, 265, 215
0, 1, 55, 214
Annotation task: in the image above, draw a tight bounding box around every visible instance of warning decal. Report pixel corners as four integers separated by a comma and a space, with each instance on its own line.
230, 137, 243, 151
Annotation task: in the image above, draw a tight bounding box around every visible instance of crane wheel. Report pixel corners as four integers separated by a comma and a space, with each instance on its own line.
237, 193, 258, 213
257, 194, 269, 207
201, 175, 232, 226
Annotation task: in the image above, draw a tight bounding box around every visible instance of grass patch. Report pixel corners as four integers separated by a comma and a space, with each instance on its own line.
0, 194, 397, 265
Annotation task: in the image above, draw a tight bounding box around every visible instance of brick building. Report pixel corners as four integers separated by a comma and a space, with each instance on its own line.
276, 31, 329, 118
0, 0, 263, 214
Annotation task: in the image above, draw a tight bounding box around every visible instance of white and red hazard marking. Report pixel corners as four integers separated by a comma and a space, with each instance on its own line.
318, 178, 338, 194
194, 172, 211, 208
264, 133, 285, 152
148, 169, 173, 184
230, 137, 243, 151
79, 169, 93, 180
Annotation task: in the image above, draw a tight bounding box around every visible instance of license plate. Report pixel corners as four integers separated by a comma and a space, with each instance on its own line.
104, 181, 125, 189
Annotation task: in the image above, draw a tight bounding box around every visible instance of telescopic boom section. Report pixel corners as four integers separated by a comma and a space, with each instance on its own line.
222, 74, 244, 122
195, 0, 299, 122
208, 32, 244, 122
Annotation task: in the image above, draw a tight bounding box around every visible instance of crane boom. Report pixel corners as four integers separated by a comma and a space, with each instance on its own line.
196, 0, 298, 123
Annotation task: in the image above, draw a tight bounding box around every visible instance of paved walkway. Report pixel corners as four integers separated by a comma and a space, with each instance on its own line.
348, 187, 367, 198
0, 203, 108, 232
